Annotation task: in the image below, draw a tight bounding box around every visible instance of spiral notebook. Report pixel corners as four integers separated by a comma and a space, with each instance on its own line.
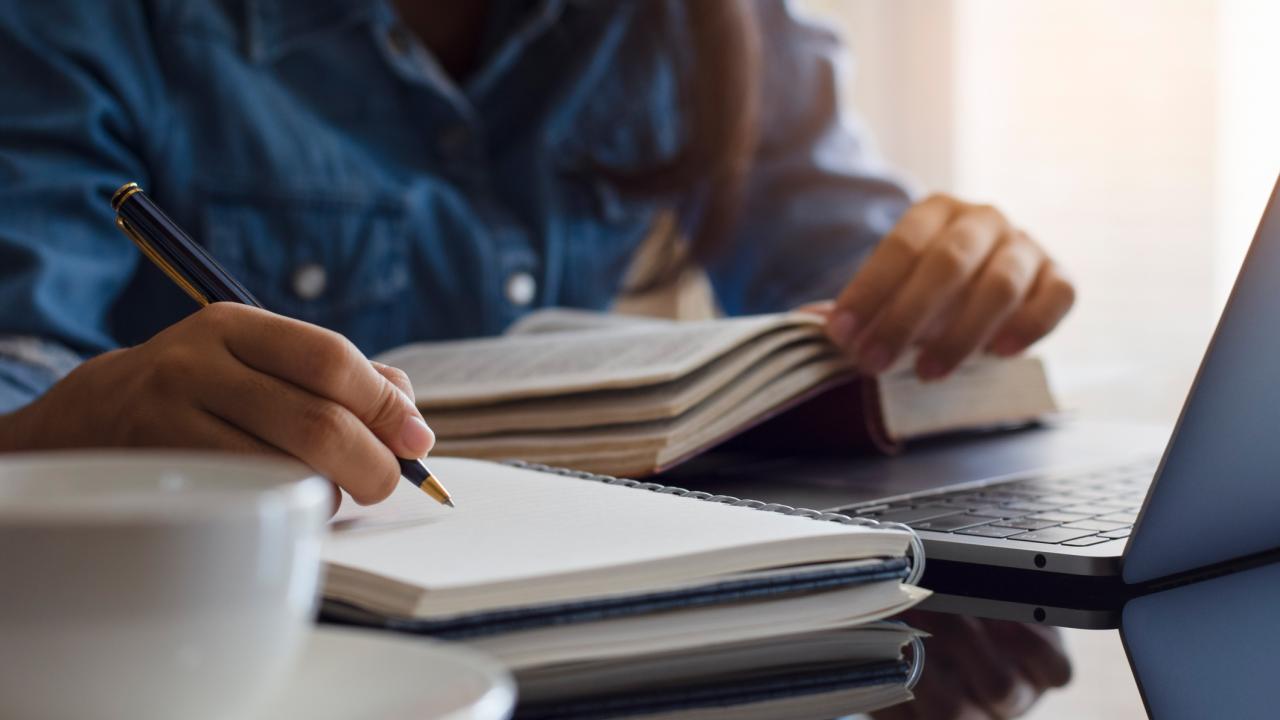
322, 457, 925, 662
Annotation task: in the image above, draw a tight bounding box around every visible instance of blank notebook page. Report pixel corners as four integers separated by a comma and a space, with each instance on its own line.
325, 457, 908, 616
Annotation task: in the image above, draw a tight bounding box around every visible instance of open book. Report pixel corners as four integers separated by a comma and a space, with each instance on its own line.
323, 458, 925, 673
376, 309, 1058, 477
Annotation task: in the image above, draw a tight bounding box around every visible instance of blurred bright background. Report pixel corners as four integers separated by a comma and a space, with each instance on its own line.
796, 1, 1280, 716
801, 0, 1280, 425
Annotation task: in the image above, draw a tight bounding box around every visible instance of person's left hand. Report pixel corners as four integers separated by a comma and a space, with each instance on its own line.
823, 194, 1075, 380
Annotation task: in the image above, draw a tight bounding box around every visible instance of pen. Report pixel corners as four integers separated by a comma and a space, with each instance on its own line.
110, 182, 454, 508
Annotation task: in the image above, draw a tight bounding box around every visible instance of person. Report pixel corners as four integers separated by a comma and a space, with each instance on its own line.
0, 1, 1076, 714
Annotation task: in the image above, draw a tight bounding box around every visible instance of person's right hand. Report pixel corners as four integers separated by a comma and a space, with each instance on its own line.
0, 303, 434, 506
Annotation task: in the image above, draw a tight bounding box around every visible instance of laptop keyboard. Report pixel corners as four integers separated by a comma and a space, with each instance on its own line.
852, 462, 1155, 547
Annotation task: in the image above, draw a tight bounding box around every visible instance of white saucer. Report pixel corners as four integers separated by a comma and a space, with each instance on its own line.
254, 627, 515, 720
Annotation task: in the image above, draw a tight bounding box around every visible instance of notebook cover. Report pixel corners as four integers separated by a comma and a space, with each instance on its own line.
319, 557, 910, 640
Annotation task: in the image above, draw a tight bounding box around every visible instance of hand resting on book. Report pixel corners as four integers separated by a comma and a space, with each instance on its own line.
825, 194, 1076, 382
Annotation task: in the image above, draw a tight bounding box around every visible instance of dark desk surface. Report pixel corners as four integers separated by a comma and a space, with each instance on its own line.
660, 419, 1172, 512
651, 419, 1174, 718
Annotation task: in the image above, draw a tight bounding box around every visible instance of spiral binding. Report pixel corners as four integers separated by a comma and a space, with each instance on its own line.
504, 460, 925, 587
905, 633, 926, 691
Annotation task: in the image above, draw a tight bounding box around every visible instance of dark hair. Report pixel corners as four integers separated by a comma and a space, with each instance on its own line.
611, 0, 762, 290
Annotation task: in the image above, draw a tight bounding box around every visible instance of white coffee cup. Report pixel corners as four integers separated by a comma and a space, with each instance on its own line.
0, 450, 331, 720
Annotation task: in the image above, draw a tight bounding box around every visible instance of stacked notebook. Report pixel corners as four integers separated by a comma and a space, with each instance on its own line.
376, 309, 1058, 476
321, 458, 928, 718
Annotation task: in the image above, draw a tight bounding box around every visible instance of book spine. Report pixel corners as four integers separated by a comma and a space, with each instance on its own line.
505, 460, 925, 587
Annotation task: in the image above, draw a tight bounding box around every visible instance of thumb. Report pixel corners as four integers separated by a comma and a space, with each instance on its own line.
366, 361, 434, 459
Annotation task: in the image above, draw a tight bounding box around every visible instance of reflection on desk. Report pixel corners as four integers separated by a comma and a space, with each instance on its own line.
512, 622, 923, 720
504, 611, 1084, 720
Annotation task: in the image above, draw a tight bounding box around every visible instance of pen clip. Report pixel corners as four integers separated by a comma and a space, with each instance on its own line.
114, 215, 210, 307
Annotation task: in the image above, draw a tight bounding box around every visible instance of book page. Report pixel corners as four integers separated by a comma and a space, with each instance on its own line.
878, 355, 1059, 440
376, 313, 821, 407
425, 329, 826, 436
431, 350, 847, 460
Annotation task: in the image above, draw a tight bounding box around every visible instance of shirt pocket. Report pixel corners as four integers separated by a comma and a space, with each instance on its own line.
200, 191, 412, 353
552, 158, 659, 306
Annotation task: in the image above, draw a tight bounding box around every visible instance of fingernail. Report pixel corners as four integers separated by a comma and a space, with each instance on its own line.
917, 357, 947, 381
860, 344, 892, 375
827, 310, 858, 346
991, 336, 1022, 356
400, 416, 435, 457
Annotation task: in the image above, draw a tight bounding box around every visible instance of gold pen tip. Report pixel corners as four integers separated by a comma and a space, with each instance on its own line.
444, 498, 456, 508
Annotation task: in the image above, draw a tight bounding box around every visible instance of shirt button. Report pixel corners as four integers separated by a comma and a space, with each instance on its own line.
505, 272, 537, 307
292, 263, 327, 301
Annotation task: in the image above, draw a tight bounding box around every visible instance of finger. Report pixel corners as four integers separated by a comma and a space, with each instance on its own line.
917, 232, 1042, 379
198, 352, 403, 505
372, 361, 416, 404
132, 396, 344, 513
194, 412, 345, 517
142, 403, 282, 456
793, 300, 835, 320
829, 195, 956, 346
209, 303, 434, 459
987, 263, 1076, 356
853, 206, 1007, 374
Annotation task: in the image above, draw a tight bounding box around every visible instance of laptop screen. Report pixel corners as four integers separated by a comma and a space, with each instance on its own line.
1122, 559, 1280, 716
1124, 176, 1280, 584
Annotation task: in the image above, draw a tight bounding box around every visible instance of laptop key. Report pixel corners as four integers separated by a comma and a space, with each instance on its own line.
875, 506, 963, 524
1061, 519, 1130, 532
1062, 536, 1116, 547
956, 525, 1025, 538
967, 505, 1022, 519
1034, 494, 1082, 506
1009, 481, 1058, 492
908, 514, 994, 532
1000, 500, 1060, 513
1062, 503, 1124, 517
1008, 528, 1099, 544
1064, 489, 1117, 501
1097, 512, 1139, 524
1099, 528, 1132, 539
1029, 511, 1092, 523
994, 518, 1060, 531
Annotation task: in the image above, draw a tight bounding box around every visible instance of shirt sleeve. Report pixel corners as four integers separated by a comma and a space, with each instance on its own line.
706, 0, 913, 316
0, 338, 84, 414
0, 3, 162, 410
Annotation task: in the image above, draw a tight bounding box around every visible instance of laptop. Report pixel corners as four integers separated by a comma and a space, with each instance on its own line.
1121, 554, 1280, 718
670, 174, 1280, 604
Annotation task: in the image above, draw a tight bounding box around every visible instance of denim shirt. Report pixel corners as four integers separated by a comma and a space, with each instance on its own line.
0, 0, 910, 413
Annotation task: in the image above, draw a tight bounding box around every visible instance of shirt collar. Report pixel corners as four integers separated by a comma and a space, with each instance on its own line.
245, 0, 381, 63
468, 0, 569, 97
244, 0, 571, 66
